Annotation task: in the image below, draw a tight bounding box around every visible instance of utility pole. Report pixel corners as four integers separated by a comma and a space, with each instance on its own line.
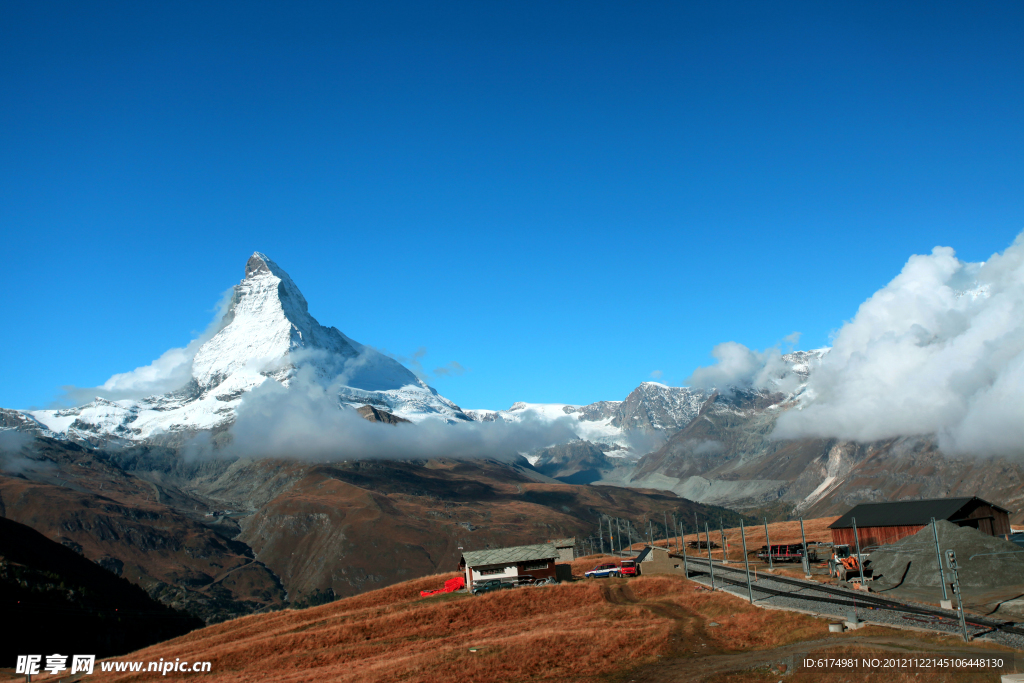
945, 550, 970, 642
616, 518, 624, 555
800, 518, 810, 578
852, 517, 865, 586
626, 519, 633, 555
705, 522, 716, 590
672, 514, 680, 552
599, 519, 605, 555
932, 517, 950, 604
680, 520, 689, 578
740, 518, 753, 603
719, 519, 728, 563
763, 517, 774, 570
663, 511, 669, 548
609, 517, 616, 556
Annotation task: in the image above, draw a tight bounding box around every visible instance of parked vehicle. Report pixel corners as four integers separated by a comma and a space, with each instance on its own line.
618, 559, 638, 577
827, 545, 871, 581
471, 579, 515, 595
507, 575, 536, 586
756, 544, 818, 563
585, 563, 621, 578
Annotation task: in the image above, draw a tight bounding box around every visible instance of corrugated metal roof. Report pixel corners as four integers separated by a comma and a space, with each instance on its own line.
462, 543, 560, 568
829, 497, 1008, 529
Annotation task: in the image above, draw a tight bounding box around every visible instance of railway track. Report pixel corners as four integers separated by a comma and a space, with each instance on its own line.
682, 554, 1024, 639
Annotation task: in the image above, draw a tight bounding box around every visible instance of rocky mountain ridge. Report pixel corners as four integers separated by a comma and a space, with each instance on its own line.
17, 253, 470, 446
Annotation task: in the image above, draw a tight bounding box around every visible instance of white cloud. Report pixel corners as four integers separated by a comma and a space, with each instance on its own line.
433, 361, 467, 378
773, 233, 1024, 457
211, 364, 578, 461
685, 341, 801, 394
650, 370, 664, 380
692, 439, 725, 456
60, 288, 234, 404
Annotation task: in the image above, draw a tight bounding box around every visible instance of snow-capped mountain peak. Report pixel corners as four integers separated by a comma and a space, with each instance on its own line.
21, 253, 467, 444
191, 252, 366, 391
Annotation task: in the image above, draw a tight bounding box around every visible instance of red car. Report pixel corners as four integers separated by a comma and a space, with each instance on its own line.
618, 559, 638, 577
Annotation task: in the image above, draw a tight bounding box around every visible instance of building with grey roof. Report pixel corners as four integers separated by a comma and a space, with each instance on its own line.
459, 543, 561, 588
547, 537, 576, 563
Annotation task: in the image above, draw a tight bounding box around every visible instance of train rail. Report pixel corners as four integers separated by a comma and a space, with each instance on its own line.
681, 554, 1024, 640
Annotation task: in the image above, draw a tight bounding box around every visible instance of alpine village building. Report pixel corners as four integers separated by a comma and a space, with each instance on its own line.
460, 543, 562, 588
828, 496, 1011, 548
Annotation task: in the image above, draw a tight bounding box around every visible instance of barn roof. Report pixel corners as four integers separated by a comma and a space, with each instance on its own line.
829, 497, 1008, 529
462, 543, 559, 568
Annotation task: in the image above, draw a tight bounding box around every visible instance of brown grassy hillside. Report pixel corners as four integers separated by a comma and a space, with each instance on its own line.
630, 516, 841, 559
10, 565, 1011, 683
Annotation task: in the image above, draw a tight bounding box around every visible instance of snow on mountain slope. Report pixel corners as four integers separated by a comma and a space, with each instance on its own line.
467, 352, 829, 461
23, 253, 469, 444
466, 402, 627, 458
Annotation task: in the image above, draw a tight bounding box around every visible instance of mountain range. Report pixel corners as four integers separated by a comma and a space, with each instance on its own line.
3, 252, 1022, 623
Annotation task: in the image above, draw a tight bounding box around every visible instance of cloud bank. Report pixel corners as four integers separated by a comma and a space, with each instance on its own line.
773, 233, 1024, 457
207, 365, 578, 462
685, 339, 803, 394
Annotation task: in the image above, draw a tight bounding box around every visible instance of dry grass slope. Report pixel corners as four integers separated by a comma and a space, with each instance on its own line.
6, 517, 1016, 683
9, 560, 1004, 683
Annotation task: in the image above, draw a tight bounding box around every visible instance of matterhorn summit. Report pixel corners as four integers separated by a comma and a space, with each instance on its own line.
21, 253, 470, 444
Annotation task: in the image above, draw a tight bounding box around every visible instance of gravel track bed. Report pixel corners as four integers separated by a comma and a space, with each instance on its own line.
682, 556, 1024, 650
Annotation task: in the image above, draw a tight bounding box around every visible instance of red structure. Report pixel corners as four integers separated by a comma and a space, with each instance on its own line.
829, 497, 1011, 549
419, 576, 465, 597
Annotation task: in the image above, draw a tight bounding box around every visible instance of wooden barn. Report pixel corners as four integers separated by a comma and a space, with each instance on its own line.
829, 497, 1011, 549
459, 543, 561, 589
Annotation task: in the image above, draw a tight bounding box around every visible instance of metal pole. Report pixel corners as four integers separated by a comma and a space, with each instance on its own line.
931, 517, 949, 602
945, 550, 969, 642
951, 564, 969, 642
705, 523, 716, 590
852, 517, 865, 586
720, 519, 728, 563
626, 520, 633, 555
663, 511, 669, 548
681, 520, 689, 579
800, 518, 810, 578
599, 519, 605, 555
763, 517, 774, 569
672, 513, 680, 552
740, 518, 753, 603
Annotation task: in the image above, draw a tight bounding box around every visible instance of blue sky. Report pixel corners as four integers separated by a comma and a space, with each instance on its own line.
2, 1, 1022, 411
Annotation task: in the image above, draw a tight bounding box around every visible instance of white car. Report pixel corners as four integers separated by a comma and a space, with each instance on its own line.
585, 563, 621, 578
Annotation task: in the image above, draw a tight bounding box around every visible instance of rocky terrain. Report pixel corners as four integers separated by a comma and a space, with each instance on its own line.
0, 430, 744, 623
609, 388, 1024, 521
